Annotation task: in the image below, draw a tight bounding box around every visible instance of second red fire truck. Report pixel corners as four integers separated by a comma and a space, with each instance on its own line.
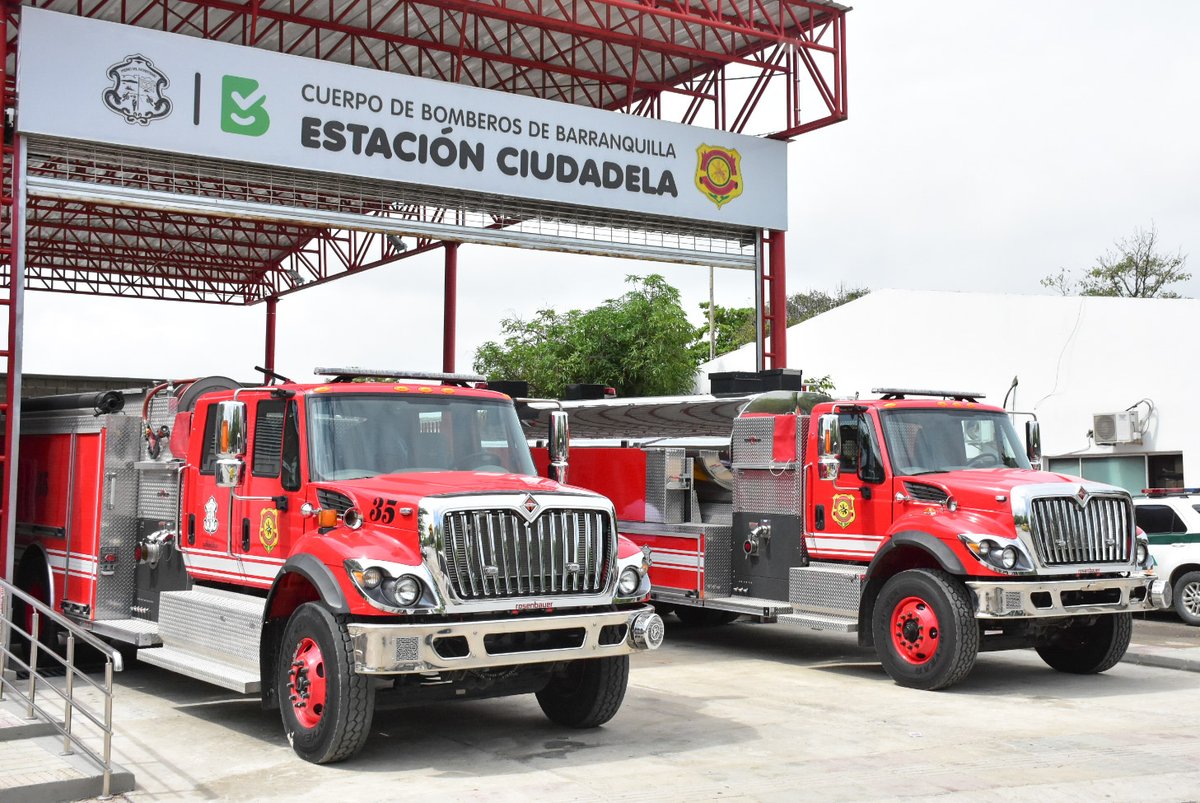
524, 374, 1170, 690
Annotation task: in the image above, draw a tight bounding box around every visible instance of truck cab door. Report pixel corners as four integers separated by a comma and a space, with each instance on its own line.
228, 397, 305, 587
807, 409, 893, 560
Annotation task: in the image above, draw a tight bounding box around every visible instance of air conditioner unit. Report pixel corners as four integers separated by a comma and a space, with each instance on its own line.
1093, 410, 1141, 445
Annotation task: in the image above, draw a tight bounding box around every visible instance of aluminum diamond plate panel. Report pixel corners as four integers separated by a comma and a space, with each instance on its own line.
789, 563, 864, 618
732, 416, 775, 467
137, 466, 181, 521
158, 588, 265, 669
703, 524, 734, 596
734, 468, 801, 515
646, 449, 688, 524
95, 415, 142, 621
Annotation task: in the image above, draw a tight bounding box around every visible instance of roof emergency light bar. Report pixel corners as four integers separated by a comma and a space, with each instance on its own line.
1142, 487, 1200, 498
874, 388, 985, 403
314, 367, 485, 386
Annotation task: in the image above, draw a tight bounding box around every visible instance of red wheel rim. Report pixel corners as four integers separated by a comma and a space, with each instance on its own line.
287, 637, 328, 729
890, 595, 940, 666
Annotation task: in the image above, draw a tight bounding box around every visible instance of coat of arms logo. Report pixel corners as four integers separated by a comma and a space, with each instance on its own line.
259, 508, 280, 553
203, 495, 219, 534
694, 144, 744, 209
102, 54, 173, 125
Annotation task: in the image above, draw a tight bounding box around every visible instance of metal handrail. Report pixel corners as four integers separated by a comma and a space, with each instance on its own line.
0, 577, 122, 799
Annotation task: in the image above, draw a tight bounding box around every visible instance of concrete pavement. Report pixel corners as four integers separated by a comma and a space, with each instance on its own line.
40, 616, 1198, 802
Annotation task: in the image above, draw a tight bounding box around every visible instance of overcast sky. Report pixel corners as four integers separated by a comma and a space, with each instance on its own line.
21, 2, 1200, 384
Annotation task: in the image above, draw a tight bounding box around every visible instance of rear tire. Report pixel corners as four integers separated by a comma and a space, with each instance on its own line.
872, 569, 978, 690
537, 656, 629, 728
276, 603, 374, 763
1172, 571, 1200, 626
1035, 613, 1132, 674
13, 561, 62, 671
673, 606, 741, 627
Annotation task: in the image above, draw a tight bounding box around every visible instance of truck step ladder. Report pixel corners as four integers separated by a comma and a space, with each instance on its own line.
784, 562, 866, 632
138, 587, 264, 694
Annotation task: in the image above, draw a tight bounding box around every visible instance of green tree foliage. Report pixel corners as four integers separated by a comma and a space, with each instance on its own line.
786, 283, 870, 325
1041, 224, 1191, 298
473, 274, 697, 398
691, 302, 756, 361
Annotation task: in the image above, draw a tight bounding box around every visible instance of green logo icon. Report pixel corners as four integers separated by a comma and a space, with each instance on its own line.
221, 75, 269, 136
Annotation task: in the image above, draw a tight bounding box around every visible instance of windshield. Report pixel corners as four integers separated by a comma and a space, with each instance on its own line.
880, 409, 1031, 476
307, 393, 536, 480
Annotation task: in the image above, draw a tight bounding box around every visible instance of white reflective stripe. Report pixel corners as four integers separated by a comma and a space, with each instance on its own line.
182, 552, 282, 581
649, 549, 702, 569
45, 548, 99, 574
805, 536, 881, 557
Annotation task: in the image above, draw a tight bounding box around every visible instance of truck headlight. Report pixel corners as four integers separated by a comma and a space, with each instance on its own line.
617, 567, 641, 596
360, 566, 384, 589
385, 575, 423, 607
1136, 542, 1149, 567
1001, 546, 1019, 570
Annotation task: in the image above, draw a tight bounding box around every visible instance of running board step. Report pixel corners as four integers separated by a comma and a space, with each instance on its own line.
777, 612, 858, 633
697, 595, 793, 617
138, 645, 260, 694
154, 587, 265, 684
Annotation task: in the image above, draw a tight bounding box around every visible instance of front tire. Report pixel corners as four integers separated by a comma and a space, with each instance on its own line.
276, 603, 374, 763
537, 656, 629, 728
1035, 613, 1132, 674
873, 569, 979, 690
1172, 571, 1200, 626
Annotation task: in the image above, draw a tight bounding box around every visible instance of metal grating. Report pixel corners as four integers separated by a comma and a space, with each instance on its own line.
24, 138, 757, 305
442, 507, 612, 599
1028, 495, 1133, 565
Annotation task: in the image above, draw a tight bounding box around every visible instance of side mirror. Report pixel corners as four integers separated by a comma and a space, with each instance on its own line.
216, 401, 247, 458
816, 413, 841, 481
1025, 420, 1042, 471
215, 401, 247, 488
548, 411, 570, 484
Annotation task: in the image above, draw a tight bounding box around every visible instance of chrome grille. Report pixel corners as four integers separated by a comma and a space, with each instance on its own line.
442, 508, 612, 599
1028, 495, 1132, 565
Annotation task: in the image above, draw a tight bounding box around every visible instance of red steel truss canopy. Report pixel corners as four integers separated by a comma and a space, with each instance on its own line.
2, 0, 848, 305
0, 1, 849, 576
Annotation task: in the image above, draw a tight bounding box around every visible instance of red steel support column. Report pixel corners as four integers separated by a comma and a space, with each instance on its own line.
764, 230, 787, 368
264, 296, 277, 374
443, 242, 458, 373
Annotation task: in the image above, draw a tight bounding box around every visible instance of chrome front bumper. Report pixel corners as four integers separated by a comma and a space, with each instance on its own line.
346, 605, 663, 674
967, 575, 1171, 619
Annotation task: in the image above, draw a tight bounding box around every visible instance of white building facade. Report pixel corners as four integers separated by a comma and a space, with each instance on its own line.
698, 289, 1200, 493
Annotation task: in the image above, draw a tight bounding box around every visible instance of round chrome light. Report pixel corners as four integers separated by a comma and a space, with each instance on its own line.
1136, 542, 1149, 566
978, 540, 995, 557
360, 567, 384, 589
1001, 546, 1019, 570
617, 567, 641, 596
343, 507, 364, 530
386, 575, 422, 606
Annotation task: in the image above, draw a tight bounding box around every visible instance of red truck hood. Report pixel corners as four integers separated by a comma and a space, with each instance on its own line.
316, 471, 600, 504
914, 468, 1102, 512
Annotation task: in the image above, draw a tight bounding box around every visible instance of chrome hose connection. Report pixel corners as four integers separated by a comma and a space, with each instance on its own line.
1150, 578, 1173, 610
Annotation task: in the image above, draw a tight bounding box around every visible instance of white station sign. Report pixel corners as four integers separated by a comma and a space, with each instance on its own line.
17, 8, 788, 230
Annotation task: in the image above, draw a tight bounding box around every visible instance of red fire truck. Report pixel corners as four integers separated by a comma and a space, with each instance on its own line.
525, 378, 1170, 690
11, 369, 663, 763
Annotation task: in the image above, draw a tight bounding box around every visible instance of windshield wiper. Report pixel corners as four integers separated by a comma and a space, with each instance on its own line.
910, 469, 949, 476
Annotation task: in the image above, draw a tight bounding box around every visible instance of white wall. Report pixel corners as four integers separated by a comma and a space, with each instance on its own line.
698, 290, 1200, 486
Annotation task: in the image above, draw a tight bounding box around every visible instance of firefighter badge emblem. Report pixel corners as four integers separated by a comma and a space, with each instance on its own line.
203, 496, 219, 534
260, 508, 280, 553
694, 144, 743, 209
831, 493, 856, 529
102, 54, 173, 125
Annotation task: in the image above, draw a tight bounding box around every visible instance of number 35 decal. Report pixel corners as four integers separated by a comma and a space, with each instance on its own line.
369, 497, 398, 524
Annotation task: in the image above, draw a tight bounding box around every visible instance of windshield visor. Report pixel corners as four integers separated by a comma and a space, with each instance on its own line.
307, 393, 537, 481
880, 409, 1031, 476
